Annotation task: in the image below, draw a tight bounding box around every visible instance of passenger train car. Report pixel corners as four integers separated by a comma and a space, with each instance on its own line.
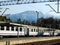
0, 22, 60, 38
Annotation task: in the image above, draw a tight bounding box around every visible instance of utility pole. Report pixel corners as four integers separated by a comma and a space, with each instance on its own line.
57, 0, 59, 13
36, 11, 39, 35
36, 11, 39, 26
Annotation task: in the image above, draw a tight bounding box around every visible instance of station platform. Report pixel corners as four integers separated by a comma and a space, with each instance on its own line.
0, 37, 60, 45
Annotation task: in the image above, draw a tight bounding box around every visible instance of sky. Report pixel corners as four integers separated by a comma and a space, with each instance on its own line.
0, 0, 7, 1
0, 0, 60, 18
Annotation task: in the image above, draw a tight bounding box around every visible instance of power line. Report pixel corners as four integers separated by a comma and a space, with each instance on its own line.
0, 0, 57, 6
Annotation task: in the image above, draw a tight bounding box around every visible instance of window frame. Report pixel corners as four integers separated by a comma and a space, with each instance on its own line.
1, 26, 4, 30
6, 26, 10, 31
34, 29, 35, 32
20, 27, 22, 32
31, 29, 33, 32
11, 27, 14, 31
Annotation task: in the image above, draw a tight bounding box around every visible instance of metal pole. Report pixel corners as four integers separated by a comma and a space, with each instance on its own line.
36, 11, 39, 27
36, 11, 39, 36
57, 0, 59, 13
52, 24, 55, 36
6, 40, 10, 45
17, 27, 19, 39
49, 24, 52, 36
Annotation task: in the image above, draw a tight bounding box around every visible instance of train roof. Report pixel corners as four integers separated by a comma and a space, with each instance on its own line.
10, 23, 60, 31
0, 22, 21, 27
0, 21, 9, 23
10, 23, 48, 29
0, 22, 60, 31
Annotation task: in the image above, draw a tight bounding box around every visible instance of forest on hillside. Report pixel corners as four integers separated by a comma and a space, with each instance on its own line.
15, 17, 60, 29
0, 16, 60, 29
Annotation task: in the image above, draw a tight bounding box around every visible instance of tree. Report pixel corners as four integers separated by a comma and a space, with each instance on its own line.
31, 21, 36, 26
6, 18, 12, 22
22, 19, 30, 25
17, 18, 21, 24
0, 16, 7, 21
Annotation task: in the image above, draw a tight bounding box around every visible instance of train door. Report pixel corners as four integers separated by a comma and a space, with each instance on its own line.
24, 27, 27, 36
24, 27, 29, 36
38, 29, 43, 36
27, 28, 29, 36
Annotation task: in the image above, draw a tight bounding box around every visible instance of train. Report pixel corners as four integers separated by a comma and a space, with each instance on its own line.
0, 22, 60, 38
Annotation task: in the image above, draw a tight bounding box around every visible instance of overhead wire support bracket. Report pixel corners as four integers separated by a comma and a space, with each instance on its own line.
46, 4, 57, 13
46, 0, 60, 13
1, 8, 9, 16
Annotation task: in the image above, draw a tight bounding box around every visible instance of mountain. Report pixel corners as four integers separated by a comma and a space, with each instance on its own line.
6, 11, 52, 22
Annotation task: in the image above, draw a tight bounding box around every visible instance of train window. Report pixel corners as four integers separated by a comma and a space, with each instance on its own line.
6, 27, 9, 31
1, 26, 4, 30
34, 29, 35, 32
20, 28, 22, 32
31, 29, 33, 32
11, 27, 14, 31
27, 28, 29, 30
